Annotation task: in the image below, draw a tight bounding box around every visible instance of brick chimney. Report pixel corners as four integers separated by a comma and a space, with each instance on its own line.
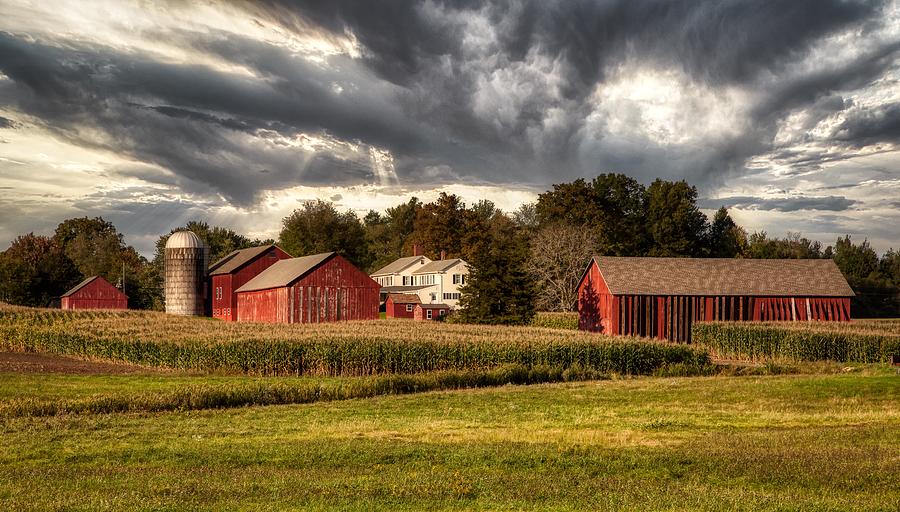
440, 250, 446, 260
412, 244, 423, 257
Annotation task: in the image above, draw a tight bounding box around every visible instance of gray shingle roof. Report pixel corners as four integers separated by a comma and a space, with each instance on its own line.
208, 245, 284, 276
411, 258, 464, 274
387, 293, 421, 304
590, 257, 855, 297
371, 256, 430, 276
235, 253, 334, 293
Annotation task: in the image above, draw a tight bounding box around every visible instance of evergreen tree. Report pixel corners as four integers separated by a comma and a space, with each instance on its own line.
707, 207, 748, 257
645, 179, 709, 257
457, 215, 536, 325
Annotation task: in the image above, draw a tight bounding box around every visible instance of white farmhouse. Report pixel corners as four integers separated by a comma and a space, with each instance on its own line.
371, 252, 469, 308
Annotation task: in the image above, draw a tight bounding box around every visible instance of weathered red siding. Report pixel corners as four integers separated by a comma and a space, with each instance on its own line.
385, 296, 416, 318
236, 254, 380, 323
577, 260, 852, 342
61, 277, 127, 310
212, 246, 290, 321
413, 304, 449, 321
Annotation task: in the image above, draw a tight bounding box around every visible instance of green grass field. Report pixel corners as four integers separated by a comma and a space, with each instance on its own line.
1, 306, 898, 510
1, 371, 898, 511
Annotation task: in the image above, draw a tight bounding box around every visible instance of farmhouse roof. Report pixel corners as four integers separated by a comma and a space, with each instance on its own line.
371, 255, 430, 276
387, 293, 421, 304
235, 252, 334, 293
589, 257, 855, 297
209, 244, 284, 275
412, 258, 464, 274
61, 275, 126, 298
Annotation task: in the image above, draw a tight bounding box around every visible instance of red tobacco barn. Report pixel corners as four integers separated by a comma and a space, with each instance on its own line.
60, 276, 127, 310
385, 293, 420, 318
208, 244, 291, 321
577, 257, 854, 342
235, 252, 380, 323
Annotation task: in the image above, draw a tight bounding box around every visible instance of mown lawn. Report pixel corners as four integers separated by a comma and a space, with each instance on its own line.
1, 372, 898, 511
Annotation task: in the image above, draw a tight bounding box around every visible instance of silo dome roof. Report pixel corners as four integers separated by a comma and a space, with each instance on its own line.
165, 230, 205, 249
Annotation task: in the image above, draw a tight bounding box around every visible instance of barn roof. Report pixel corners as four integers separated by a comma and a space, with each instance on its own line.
61, 276, 125, 297
412, 258, 464, 274
208, 244, 283, 276
387, 293, 421, 304
371, 255, 430, 276
235, 252, 335, 293
417, 303, 449, 309
589, 257, 855, 297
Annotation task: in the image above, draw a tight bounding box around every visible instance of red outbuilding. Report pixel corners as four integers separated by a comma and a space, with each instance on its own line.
208, 244, 291, 321
577, 257, 855, 342
235, 252, 380, 323
60, 276, 128, 310
414, 303, 449, 321
385, 293, 420, 318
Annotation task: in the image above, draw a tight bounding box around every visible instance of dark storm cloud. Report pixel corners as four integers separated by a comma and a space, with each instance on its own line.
0, 115, 16, 129
704, 195, 857, 212
0, 0, 897, 208
832, 102, 900, 146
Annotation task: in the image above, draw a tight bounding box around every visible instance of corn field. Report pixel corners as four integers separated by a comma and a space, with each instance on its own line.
693, 320, 900, 363
530, 312, 579, 330
0, 305, 709, 376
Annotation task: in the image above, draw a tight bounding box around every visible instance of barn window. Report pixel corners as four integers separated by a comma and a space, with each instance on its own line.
267, 251, 276, 259
406, 304, 413, 312
439, 309, 446, 316
427, 309, 433, 319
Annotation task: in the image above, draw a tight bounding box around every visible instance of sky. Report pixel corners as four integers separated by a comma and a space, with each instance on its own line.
0, 0, 898, 257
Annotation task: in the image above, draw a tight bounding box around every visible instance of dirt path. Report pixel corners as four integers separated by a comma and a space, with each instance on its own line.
0, 352, 169, 375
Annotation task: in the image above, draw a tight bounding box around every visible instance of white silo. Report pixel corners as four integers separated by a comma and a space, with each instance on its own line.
164, 230, 208, 316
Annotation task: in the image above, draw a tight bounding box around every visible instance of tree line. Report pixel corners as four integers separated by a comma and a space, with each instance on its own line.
1, 174, 897, 320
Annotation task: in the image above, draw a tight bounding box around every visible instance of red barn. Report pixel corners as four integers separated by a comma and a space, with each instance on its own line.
414, 303, 449, 321
208, 244, 291, 321
60, 276, 127, 310
235, 252, 380, 323
385, 293, 420, 318
577, 257, 854, 342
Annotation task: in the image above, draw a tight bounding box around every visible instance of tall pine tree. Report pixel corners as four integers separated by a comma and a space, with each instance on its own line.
457, 215, 536, 325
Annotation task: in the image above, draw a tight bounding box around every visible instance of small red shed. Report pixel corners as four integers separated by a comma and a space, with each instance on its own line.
60, 276, 128, 310
414, 303, 449, 321
208, 244, 291, 321
385, 293, 421, 318
235, 252, 380, 323
577, 257, 855, 342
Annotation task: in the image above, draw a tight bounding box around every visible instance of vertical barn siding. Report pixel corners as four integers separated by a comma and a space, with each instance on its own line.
236, 254, 379, 323
385, 296, 415, 318
236, 287, 290, 323
211, 274, 233, 320
61, 278, 127, 310
578, 261, 852, 342
212, 247, 291, 321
